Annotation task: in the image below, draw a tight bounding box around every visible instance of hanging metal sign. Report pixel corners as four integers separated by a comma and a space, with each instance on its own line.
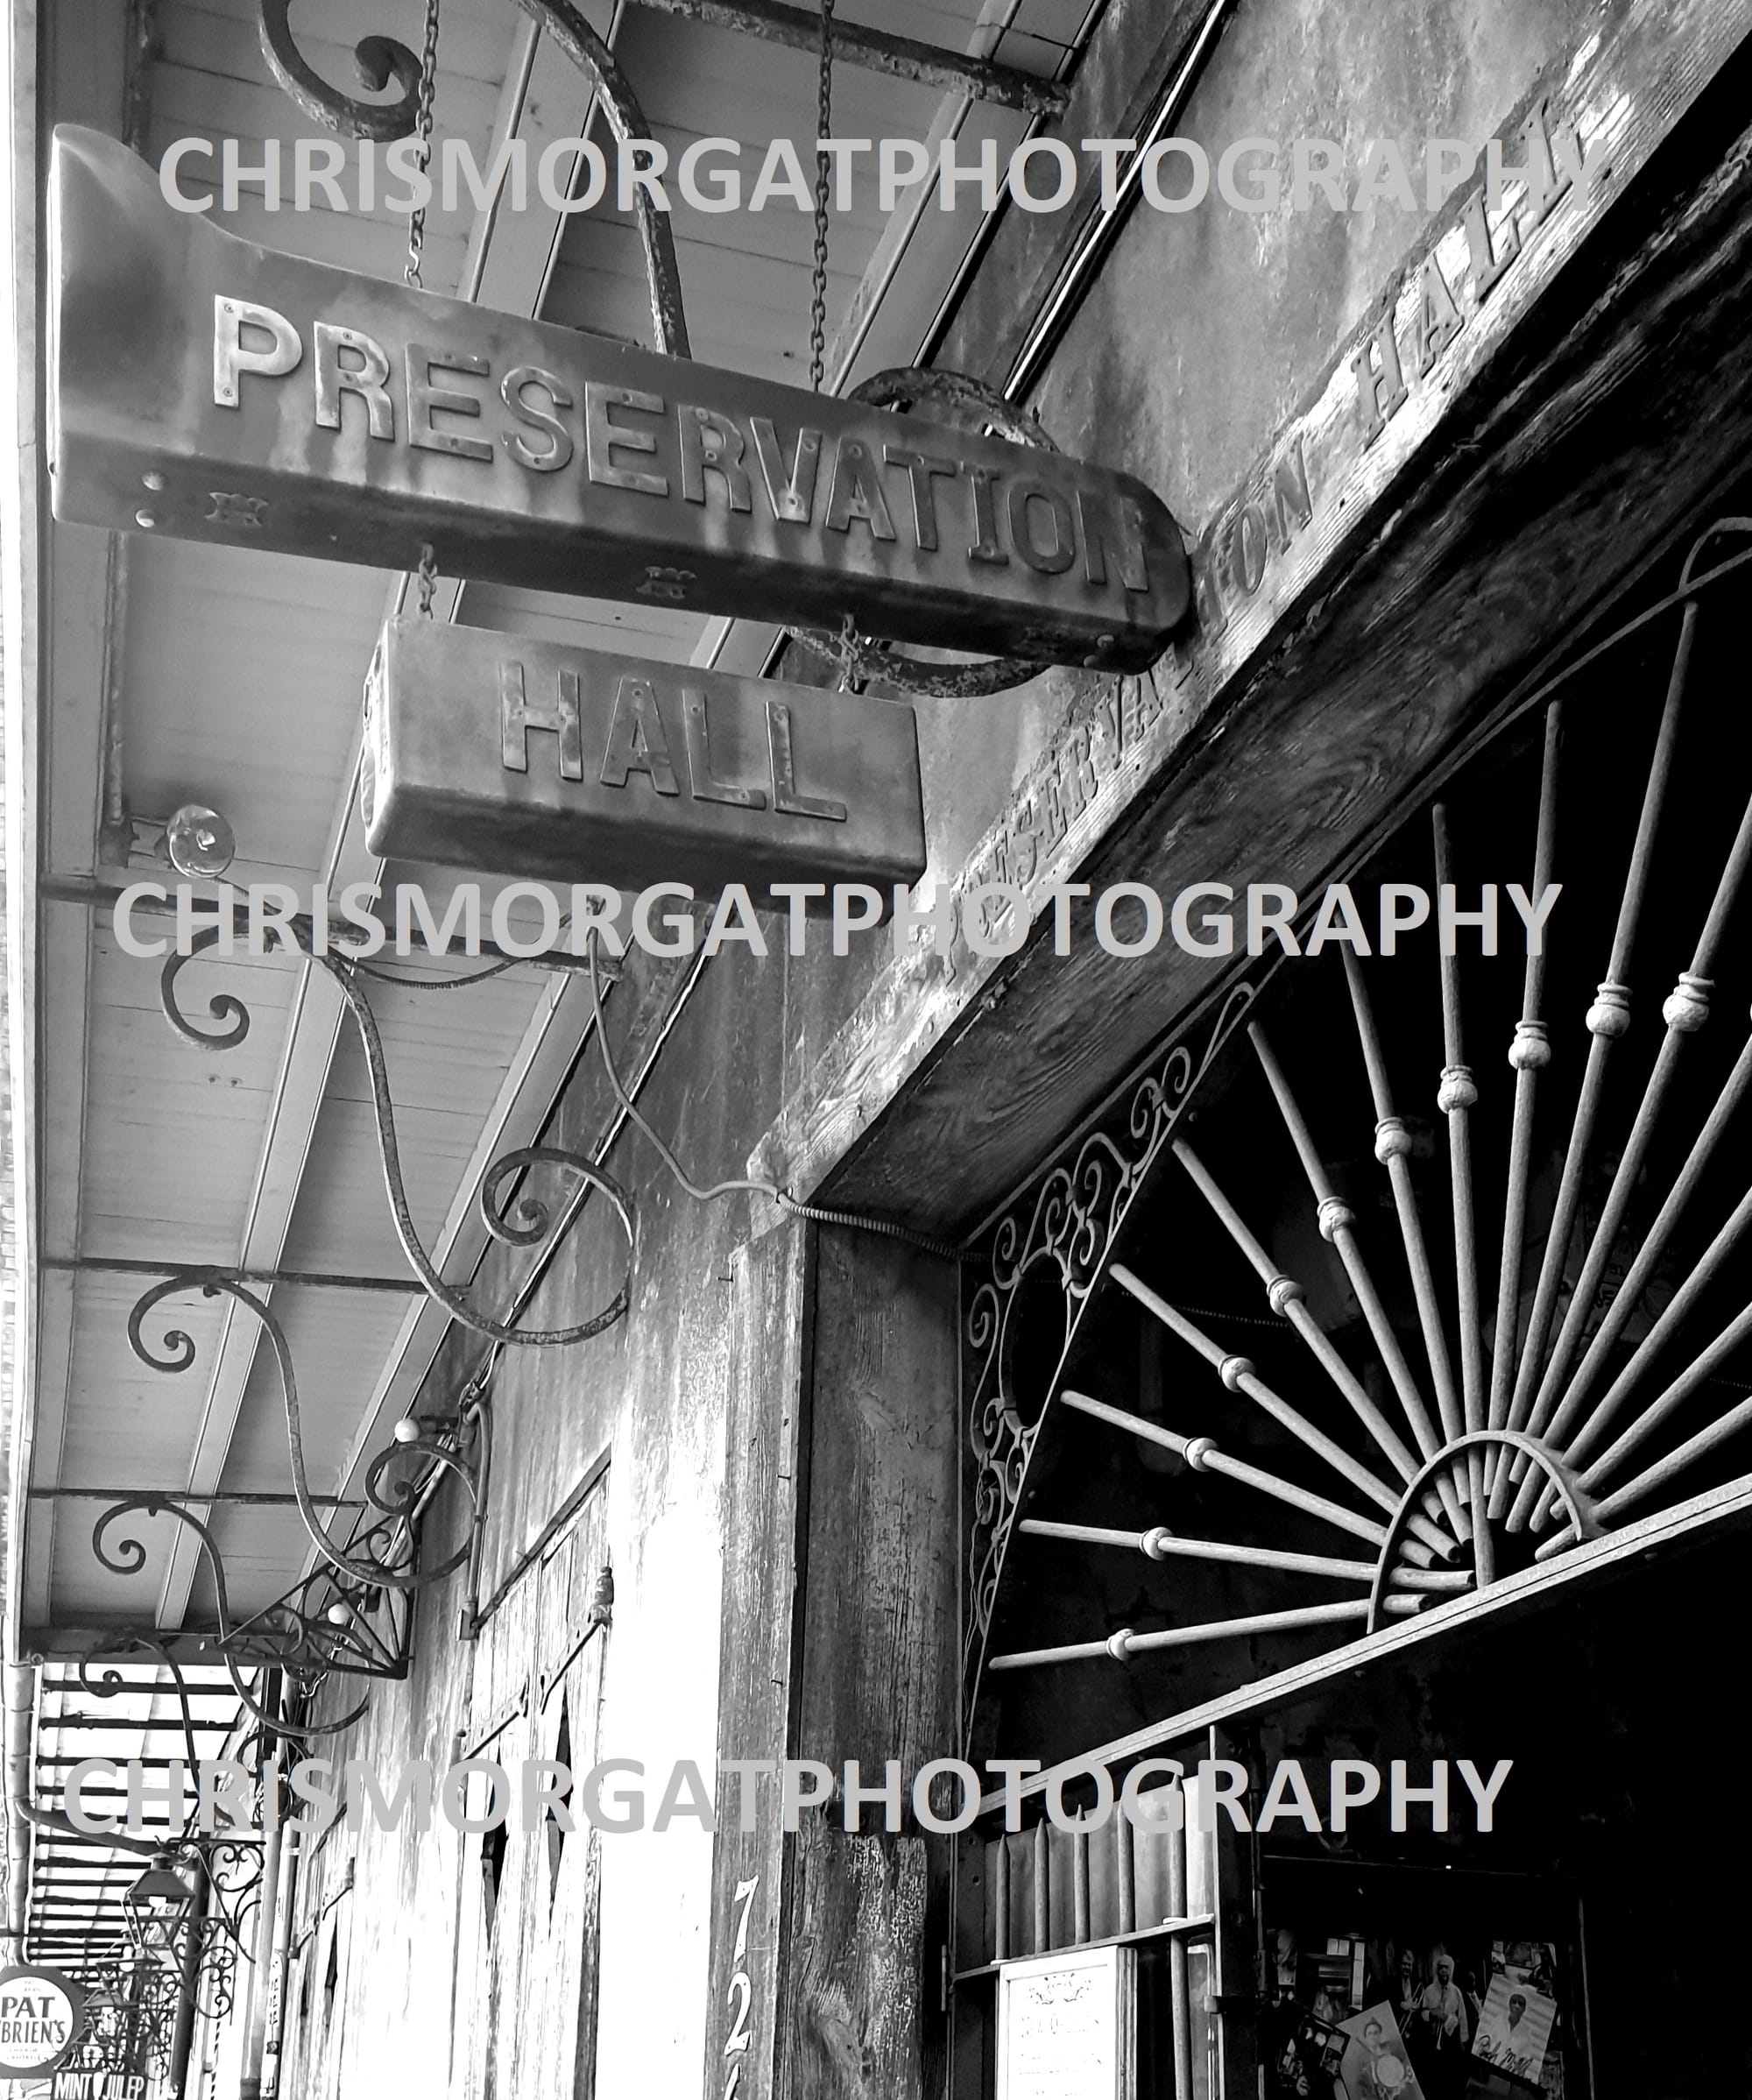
47, 126, 1190, 675
0, 1966, 86, 2081
362, 617, 927, 895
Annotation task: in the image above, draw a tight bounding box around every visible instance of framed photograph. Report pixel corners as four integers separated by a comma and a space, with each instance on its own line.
1338, 2002, 1429, 2100
1471, 1976, 1557, 2085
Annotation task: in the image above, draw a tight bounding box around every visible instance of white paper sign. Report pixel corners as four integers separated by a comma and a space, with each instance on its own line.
996, 1943, 1137, 2100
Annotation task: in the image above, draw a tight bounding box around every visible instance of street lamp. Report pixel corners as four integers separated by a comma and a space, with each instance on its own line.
124, 1856, 195, 1965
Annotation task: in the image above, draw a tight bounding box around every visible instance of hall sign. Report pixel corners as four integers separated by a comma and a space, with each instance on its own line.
46, 126, 1189, 674
0, 1967, 84, 2080
363, 617, 927, 894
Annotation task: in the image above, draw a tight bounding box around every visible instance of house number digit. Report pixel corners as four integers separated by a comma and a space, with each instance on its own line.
724, 1973, 752, 2056
722, 1871, 760, 2095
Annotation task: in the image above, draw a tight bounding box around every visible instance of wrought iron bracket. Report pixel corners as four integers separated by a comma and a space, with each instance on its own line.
95, 1269, 505, 1718
159, 930, 636, 1349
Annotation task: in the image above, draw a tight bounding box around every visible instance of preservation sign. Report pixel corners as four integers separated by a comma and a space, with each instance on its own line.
0, 1967, 85, 2080
995, 1944, 1136, 2100
47, 126, 1189, 673
362, 617, 927, 894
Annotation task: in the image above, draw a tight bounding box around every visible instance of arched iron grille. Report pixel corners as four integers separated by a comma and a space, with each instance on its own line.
962, 518, 1752, 1764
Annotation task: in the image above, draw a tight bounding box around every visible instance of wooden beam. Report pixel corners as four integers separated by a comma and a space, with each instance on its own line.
775, 1229, 959, 2099
749, 0, 1752, 1235
702, 1219, 815, 2100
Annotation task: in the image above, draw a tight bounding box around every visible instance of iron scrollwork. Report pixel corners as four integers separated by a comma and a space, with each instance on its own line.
159, 924, 249, 1051
961, 979, 1261, 1733
159, 931, 636, 1349
68, 1910, 246, 2061
46, 1640, 266, 2054
103, 1268, 500, 1723
505, 0, 690, 356
122, 1271, 479, 1588
258, 4, 425, 141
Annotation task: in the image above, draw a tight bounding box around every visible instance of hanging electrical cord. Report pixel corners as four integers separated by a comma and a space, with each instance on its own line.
808, 0, 835, 392
584, 936, 961, 1260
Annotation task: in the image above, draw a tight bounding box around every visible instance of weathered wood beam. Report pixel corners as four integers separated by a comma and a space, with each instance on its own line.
702, 1220, 814, 2100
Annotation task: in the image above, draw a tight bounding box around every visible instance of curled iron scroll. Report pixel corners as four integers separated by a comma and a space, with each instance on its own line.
363, 1425, 477, 1554
258, 4, 425, 140
77, 1623, 207, 1778
317, 953, 635, 1346
258, 3, 689, 352
127, 1273, 450, 1590
88, 1503, 377, 1742
787, 368, 1058, 697
161, 926, 251, 1051
153, 919, 637, 1347
506, 0, 690, 357
481, 1145, 634, 1254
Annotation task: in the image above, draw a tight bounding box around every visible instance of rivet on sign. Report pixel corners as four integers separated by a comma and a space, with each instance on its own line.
142, 470, 166, 491
135, 510, 158, 528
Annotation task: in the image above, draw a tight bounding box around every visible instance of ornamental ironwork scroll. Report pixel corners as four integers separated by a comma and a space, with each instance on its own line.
157, 937, 636, 1349
960, 976, 1263, 1737
37, 1637, 267, 2012
257, 0, 689, 355
256, 4, 426, 142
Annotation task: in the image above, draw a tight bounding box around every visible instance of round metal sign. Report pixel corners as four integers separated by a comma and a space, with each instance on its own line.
0, 1967, 86, 2079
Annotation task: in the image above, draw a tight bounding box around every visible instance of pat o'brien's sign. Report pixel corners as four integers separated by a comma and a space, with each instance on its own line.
46, 126, 1190, 674
0, 1967, 85, 2081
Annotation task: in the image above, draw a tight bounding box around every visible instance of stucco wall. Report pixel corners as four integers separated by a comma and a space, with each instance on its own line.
916, 0, 1613, 887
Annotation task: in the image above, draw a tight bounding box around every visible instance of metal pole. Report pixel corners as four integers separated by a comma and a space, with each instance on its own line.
31, 1487, 364, 1506
240, 1746, 285, 2100
168, 1865, 212, 2098
260, 1826, 300, 2100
